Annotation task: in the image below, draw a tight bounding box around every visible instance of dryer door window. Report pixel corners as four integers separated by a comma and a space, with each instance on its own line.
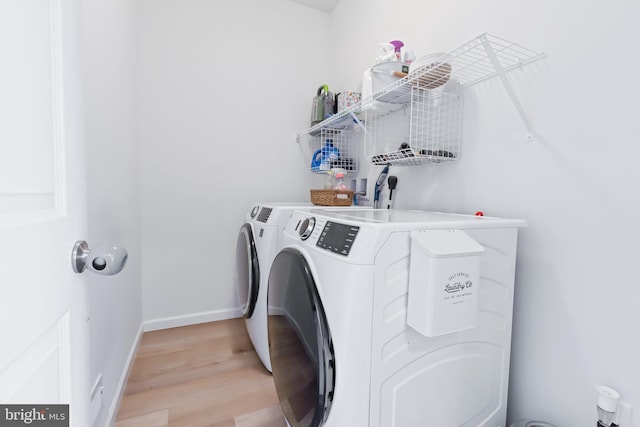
268, 248, 335, 427
235, 223, 259, 318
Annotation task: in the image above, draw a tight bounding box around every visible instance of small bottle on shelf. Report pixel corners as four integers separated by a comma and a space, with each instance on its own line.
332, 168, 347, 190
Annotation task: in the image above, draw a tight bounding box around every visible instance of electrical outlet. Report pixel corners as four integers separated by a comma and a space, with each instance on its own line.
353, 177, 368, 201
90, 373, 103, 400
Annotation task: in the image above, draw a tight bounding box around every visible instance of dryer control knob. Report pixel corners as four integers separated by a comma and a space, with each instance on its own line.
299, 217, 316, 240
250, 206, 260, 218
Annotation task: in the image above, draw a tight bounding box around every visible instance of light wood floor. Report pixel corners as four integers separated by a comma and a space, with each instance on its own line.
114, 318, 287, 427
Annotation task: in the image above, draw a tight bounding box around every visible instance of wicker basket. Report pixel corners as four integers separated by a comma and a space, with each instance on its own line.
310, 189, 354, 206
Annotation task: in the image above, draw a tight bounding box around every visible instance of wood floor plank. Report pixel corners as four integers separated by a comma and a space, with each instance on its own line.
135, 320, 248, 360
235, 404, 286, 427
124, 335, 261, 396
113, 409, 169, 427
115, 318, 284, 427
207, 420, 236, 427
166, 386, 279, 426
118, 360, 273, 420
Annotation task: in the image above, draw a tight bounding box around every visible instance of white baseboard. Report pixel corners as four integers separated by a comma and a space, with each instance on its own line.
143, 308, 242, 332
104, 322, 143, 427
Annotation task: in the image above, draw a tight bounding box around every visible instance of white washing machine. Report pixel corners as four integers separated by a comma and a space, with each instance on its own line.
267, 208, 526, 427
235, 202, 363, 372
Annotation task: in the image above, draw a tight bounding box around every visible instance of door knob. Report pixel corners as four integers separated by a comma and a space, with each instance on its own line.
71, 240, 128, 275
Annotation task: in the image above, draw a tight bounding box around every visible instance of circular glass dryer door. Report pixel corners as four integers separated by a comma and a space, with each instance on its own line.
235, 223, 259, 318
267, 248, 335, 427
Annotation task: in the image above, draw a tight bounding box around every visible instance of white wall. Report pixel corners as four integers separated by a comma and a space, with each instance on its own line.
79, 0, 639, 425
79, 1, 142, 425
137, 0, 329, 328
329, 0, 640, 426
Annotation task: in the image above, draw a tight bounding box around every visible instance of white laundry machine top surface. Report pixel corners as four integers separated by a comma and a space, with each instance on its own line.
246, 201, 311, 221
249, 201, 312, 215
284, 208, 526, 264
309, 208, 527, 229
252, 201, 313, 207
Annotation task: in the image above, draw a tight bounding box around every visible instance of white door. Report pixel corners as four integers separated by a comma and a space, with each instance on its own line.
0, 0, 90, 425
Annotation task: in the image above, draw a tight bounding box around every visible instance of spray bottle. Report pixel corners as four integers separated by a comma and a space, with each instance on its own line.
389, 40, 405, 61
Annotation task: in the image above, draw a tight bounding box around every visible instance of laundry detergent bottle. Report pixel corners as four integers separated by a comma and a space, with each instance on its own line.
320, 139, 340, 171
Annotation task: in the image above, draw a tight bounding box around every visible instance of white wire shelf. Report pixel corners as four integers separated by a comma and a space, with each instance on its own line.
297, 33, 544, 167
368, 33, 544, 106
306, 109, 363, 136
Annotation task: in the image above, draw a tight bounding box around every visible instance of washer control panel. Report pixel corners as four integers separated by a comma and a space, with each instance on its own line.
316, 221, 359, 256
257, 207, 272, 223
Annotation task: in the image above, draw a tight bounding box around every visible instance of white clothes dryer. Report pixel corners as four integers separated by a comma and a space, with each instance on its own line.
236, 202, 314, 372
267, 209, 526, 427
235, 202, 363, 372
